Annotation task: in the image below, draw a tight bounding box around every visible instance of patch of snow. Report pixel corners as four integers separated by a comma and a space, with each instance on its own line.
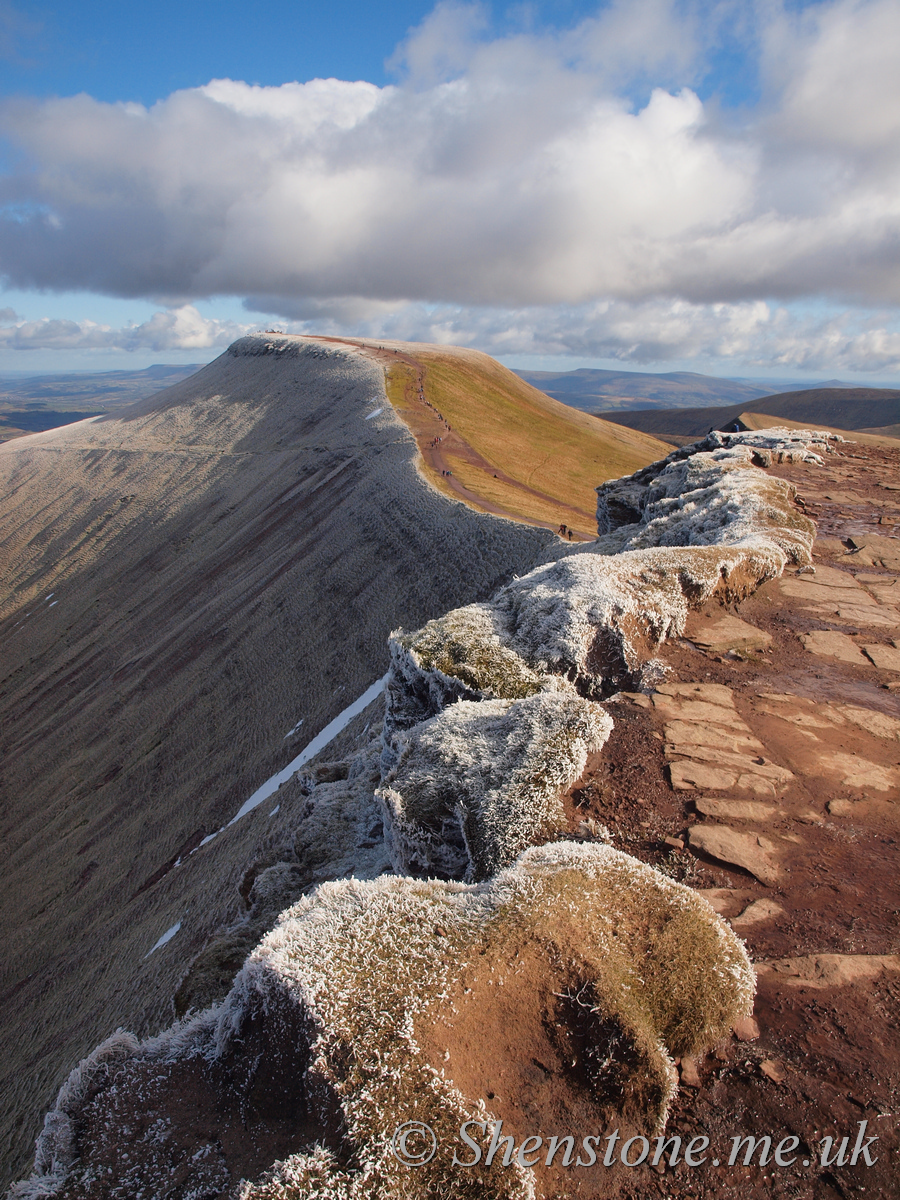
144, 922, 181, 957
365, 407, 384, 420
283, 718, 304, 739
269, 805, 280, 817
225, 675, 387, 828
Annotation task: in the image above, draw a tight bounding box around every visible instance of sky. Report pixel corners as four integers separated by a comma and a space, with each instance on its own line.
1, 0, 899, 381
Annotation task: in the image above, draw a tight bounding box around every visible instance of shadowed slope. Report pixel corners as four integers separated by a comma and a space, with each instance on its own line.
603, 388, 900, 444
0, 335, 560, 1188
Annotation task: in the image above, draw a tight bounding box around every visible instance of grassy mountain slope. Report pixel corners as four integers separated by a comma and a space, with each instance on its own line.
373, 341, 670, 537
737, 410, 900, 448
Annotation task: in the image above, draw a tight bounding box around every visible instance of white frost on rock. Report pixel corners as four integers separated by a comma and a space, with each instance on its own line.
378, 692, 612, 880
13, 844, 752, 1199
595, 428, 836, 553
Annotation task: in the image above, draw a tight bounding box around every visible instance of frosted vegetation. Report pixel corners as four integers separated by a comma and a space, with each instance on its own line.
379, 692, 613, 880
14, 845, 754, 1200
380, 429, 829, 880
10, 428, 834, 1200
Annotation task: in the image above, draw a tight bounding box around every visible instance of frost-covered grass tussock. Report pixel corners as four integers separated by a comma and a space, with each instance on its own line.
230, 844, 752, 1198
378, 692, 612, 880
12, 843, 752, 1199
595, 428, 834, 558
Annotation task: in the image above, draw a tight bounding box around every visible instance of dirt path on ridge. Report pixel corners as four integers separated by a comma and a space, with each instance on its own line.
313, 337, 595, 539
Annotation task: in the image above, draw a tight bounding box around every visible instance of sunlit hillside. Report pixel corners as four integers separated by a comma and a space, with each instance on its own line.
321, 337, 671, 537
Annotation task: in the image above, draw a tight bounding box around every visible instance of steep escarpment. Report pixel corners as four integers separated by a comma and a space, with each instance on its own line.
9, 427, 843, 1200
0, 335, 584, 1187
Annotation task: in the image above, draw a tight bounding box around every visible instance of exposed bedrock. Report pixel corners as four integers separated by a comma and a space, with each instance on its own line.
11, 844, 754, 1200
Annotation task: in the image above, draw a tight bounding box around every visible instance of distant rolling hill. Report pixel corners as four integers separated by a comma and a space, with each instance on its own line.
600, 387, 900, 443
514, 367, 772, 412
733, 411, 900, 449
0, 333, 668, 1187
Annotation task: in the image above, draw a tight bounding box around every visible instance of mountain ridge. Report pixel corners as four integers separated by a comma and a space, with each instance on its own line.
0, 333, 667, 1187
599, 387, 900, 440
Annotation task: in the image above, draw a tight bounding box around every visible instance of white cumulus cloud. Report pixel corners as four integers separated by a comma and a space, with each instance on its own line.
254, 294, 900, 375
0, 0, 898, 372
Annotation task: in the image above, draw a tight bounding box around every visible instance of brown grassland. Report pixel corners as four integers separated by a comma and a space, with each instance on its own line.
737, 409, 900, 450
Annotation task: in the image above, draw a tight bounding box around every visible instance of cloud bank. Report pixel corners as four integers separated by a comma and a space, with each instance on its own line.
3, 295, 899, 376
0, 305, 253, 352
247, 296, 900, 375
1, 0, 899, 370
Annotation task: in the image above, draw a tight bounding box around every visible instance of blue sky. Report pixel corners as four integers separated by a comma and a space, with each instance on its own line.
1, 0, 761, 108
1, 0, 899, 381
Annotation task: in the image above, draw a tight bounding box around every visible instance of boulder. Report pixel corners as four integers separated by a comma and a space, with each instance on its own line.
841, 535, 900, 572
730, 898, 785, 929
663, 719, 765, 755
836, 704, 900, 741
864, 643, 900, 671
695, 887, 757, 917
670, 762, 743, 792
670, 761, 788, 797
809, 751, 900, 792
778, 576, 872, 605
655, 682, 737, 706
801, 630, 868, 664
695, 797, 777, 821
732, 1016, 760, 1041
652, 697, 747, 727
756, 954, 900, 989
834, 604, 900, 627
